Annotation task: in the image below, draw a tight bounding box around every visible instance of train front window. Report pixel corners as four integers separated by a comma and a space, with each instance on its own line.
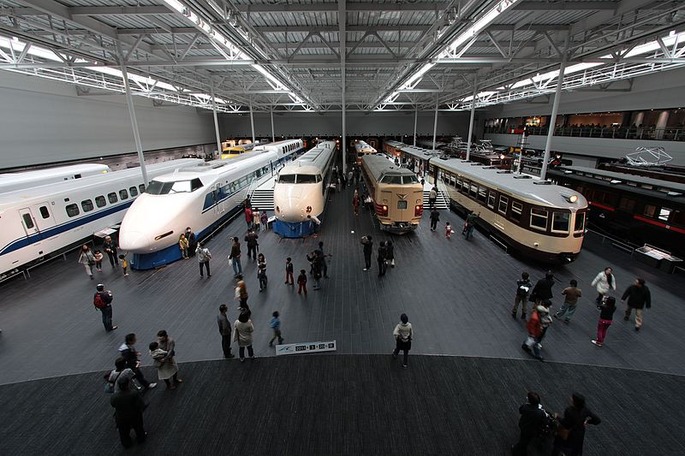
574, 212, 585, 232
402, 175, 419, 184
296, 174, 317, 184
145, 180, 199, 194
552, 212, 570, 233
530, 208, 548, 231
381, 175, 402, 184
278, 174, 296, 184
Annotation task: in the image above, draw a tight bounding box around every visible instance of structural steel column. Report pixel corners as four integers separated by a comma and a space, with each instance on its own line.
413, 105, 418, 146
431, 96, 439, 152
118, 48, 148, 186
465, 76, 478, 161
270, 108, 275, 142
339, 0, 347, 172
540, 41, 570, 181
210, 83, 222, 159
249, 100, 256, 143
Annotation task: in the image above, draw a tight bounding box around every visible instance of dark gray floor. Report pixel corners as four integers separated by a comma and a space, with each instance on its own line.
1, 177, 684, 454
1, 355, 684, 456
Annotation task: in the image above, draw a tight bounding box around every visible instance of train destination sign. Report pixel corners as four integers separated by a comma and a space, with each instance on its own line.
275, 340, 337, 356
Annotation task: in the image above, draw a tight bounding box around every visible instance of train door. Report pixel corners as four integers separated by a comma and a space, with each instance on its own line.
19, 208, 40, 239
213, 183, 225, 216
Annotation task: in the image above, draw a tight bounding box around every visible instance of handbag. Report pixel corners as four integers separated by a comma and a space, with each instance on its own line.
556, 425, 571, 440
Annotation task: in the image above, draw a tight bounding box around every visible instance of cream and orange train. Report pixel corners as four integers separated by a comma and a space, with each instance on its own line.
360, 154, 423, 234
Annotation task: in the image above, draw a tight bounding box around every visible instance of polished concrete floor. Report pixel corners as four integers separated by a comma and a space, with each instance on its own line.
0, 181, 683, 455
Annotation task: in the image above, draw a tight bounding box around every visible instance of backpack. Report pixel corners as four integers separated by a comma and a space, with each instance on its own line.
538, 410, 557, 438
93, 292, 107, 309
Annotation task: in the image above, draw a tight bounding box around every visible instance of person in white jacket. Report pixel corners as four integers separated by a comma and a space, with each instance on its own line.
591, 267, 616, 306
392, 313, 413, 368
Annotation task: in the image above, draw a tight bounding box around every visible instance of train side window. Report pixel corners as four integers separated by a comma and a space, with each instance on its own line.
658, 207, 672, 222
574, 212, 586, 232
530, 208, 548, 231
81, 199, 94, 212
671, 210, 685, 225
119, 189, 129, 200
511, 201, 523, 222
139, 184, 146, 194
477, 187, 487, 203
470, 184, 478, 198
22, 213, 35, 228
108, 192, 118, 204
618, 197, 635, 212
39, 206, 50, 219
552, 212, 570, 233
129, 186, 138, 197
643, 204, 656, 218
95, 196, 106, 208
461, 180, 469, 193
65, 203, 80, 217
498, 196, 509, 215
487, 192, 496, 209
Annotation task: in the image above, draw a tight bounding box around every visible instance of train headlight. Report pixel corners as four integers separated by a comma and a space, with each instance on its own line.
561, 193, 578, 203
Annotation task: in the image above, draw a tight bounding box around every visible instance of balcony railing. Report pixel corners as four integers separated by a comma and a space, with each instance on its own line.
484, 126, 685, 141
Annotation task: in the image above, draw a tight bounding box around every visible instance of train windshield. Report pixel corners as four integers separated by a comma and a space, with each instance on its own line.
277, 174, 296, 184
296, 174, 319, 183
402, 175, 419, 184
146, 178, 203, 194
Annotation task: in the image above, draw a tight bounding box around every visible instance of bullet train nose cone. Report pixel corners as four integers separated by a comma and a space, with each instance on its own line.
119, 231, 149, 253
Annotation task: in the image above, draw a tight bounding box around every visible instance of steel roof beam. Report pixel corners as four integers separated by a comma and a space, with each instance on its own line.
70, 6, 172, 16
236, 2, 449, 13
514, 1, 619, 11
254, 25, 431, 33
118, 27, 198, 35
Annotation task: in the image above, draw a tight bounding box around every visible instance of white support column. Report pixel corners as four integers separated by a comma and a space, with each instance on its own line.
118, 47, 148, 186
413, 105, 418, 146
431, 96, 439, 152
249, 100, 256, 143
210, 83, 222, 159
540, 42, 570, 181
465, 76, 478, 161
270, 108, 275, 142
339, 0, 347, 172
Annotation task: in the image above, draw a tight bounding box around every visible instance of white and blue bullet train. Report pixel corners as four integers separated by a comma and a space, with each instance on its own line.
0, 159, 202, 278
119, 139, 304, 269
0, 163, 111, 194
273, 140, 337, 238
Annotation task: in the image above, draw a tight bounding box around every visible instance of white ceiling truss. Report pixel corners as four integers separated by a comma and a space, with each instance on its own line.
0, 0, 684, 114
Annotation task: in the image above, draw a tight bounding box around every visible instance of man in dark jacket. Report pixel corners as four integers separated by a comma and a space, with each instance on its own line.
118, 333, 156, 390
362, 235, 373, 271
93, 283, 117, 332
530, 271, 555, 306
110, 376, 147, 448
429, 208, 440, 231
244, 230, 259, 261
512, 392, 548, 456
217, 304, 233, 358
185, 227, 197, 257
622, 277, 651, 331
377, 241, 387, 277
552, 393, 601, 456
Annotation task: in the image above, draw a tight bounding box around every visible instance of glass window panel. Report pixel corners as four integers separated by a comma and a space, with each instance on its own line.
574, 212, 586, 232
39, 206, 50, 219
66, 204, 80, 217
81, 199, 94, 212
108, 192, 118, 204
22, 213, 34, 228
552, 212, 570, 232
498, 196, 509, 214
530, 208, 548, 230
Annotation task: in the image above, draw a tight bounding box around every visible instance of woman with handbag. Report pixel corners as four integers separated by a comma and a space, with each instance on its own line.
77, 244, 96, 280
156, 330, 182, 388
552, 393, 601, 456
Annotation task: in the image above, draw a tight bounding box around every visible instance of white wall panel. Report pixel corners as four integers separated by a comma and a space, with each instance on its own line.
0, 72, 215, 169
486, 67, 685, 118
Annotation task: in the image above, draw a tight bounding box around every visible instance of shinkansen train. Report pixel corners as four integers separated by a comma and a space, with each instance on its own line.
119, 139, 304, 269
0, 159, 202, 277
272, 140, 337, 238
360, 154, 423, 233
385, 142, 588, 262
547, 166, 685, 257
354, 140, 377, 164
0, 163, 111, 193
